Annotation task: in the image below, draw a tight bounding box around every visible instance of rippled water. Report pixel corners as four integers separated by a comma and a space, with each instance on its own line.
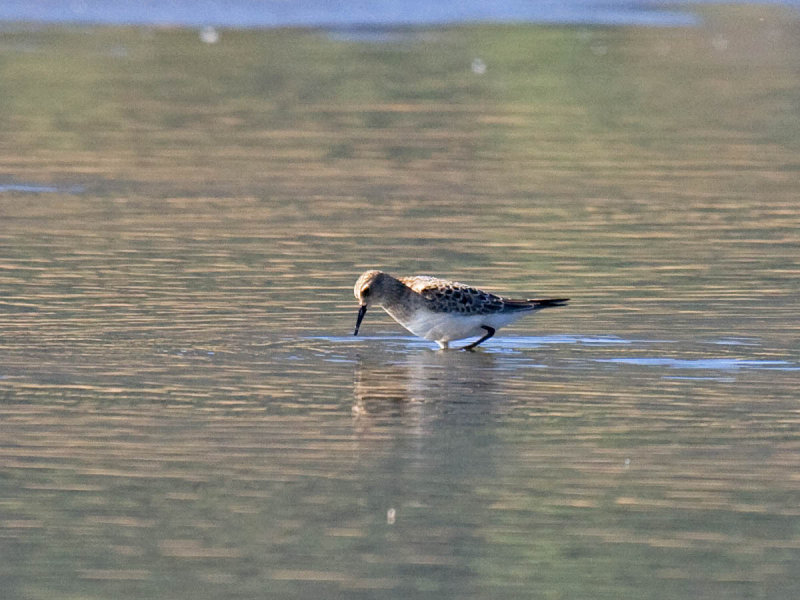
1, 7, 800, 599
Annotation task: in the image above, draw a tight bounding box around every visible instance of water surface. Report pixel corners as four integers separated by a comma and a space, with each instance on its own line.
1, 6, 799, 599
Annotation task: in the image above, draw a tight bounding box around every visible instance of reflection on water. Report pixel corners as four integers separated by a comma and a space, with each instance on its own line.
1, 6, 800, 600
353, 349, 498, 420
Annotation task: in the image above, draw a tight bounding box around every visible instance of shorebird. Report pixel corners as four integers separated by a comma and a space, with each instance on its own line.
352, 270, 568, 350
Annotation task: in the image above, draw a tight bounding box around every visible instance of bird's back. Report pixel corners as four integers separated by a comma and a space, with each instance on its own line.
400, 276, 518, 315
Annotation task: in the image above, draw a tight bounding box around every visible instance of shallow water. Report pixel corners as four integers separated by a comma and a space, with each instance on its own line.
1, 7, 800, 600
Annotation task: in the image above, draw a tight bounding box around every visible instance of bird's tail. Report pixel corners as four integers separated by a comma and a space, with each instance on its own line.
503, 297, 570, 310
528, 298, 570, 309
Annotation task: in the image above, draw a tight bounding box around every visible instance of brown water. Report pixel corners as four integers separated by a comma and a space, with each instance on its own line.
1, 7, 799, 599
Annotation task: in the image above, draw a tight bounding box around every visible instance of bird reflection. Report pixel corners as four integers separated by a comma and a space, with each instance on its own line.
350, 348, 502, 573
352, 349, 497, 427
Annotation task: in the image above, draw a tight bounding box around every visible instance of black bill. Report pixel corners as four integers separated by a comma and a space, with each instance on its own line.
353, 305, 368, 336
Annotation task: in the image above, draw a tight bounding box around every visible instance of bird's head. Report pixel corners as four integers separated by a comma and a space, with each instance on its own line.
353, 270, 391, 336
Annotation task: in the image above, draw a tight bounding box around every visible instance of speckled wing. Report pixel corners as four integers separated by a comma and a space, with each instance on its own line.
401, 276, 507, 315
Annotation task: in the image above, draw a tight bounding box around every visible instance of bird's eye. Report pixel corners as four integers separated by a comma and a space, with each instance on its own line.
362, 287, 371, 297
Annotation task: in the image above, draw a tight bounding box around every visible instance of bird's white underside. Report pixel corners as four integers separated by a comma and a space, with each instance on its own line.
387, 306, 532, 348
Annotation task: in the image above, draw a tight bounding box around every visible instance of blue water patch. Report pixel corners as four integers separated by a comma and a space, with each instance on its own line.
0, 0, 702, 28
597, 358, 796, 371
513, 335, 649, 346
662, 376, 737, 382
0, 182, 84, 193
705, 337, 761, 346
313, 335, 432, 347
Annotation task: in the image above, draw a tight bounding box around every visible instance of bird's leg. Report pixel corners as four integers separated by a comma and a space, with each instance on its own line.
462, 326, 496, 351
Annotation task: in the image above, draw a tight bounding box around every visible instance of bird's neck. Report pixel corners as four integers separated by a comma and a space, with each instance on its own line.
379, 278, 419, 320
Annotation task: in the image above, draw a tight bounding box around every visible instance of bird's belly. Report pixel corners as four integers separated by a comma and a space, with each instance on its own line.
390, 308, 528, 343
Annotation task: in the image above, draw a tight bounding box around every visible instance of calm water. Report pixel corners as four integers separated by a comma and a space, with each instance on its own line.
1, 6, 800, 600
0, 0, 701, 28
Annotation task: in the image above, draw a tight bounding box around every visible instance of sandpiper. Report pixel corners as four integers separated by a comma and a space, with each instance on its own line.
353, 270, 569, 350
